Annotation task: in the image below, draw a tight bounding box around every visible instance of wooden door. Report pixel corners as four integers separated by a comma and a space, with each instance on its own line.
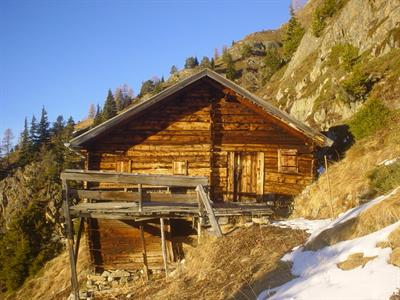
227, 152, 264, 202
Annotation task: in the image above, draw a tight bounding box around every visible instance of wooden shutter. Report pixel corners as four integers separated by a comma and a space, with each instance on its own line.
278, 149, 298, 173
172, 161, 188, 175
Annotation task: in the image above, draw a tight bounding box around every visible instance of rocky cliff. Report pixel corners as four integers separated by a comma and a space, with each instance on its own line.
264, 0, 400, 130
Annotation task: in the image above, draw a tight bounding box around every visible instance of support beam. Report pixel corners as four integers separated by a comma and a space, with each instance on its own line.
74, 217, 84, 266
196, 185, 223, 237
62, 180, 80, 300
138, 184, 143, 212
160, 218, 169, 277
139, 224, 150, 281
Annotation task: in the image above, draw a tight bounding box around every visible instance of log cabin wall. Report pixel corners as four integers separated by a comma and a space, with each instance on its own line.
210, 87, 316, 201
83, 79, 316, 201
85, 82, 213, 179
81, 79, 317, 271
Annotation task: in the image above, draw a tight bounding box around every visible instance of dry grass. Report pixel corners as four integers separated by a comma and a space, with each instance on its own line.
337, 252, 377, 270
388, 226, 400, 267
5, 235, 91, 300
306, 189, 400, 250
292, 117, 400, 220
93, 226, 307, 300
74, 118, 93, 131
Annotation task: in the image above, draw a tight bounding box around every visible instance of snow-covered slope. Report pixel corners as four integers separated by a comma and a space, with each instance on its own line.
259, 191, 400, 300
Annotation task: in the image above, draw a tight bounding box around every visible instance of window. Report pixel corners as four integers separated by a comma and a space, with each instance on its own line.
278, 149, 298, 173
172, 161, 188, 175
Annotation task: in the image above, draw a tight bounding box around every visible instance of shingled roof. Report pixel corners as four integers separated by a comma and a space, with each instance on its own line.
69, 69, 332, 148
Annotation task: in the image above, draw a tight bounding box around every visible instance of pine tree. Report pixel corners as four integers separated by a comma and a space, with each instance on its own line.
93, 104, 103, 126
184, 56, 199, 69
114, 88, 123, 111
210, 58, 215, 69
282, 9, 305, 61
88, 104, 96, 119
170, 65, 178, 75
102, 89, 117, 121
18, 118, 31, 166
200, 56, 211, 68
120, 84, 134, 109
38, 107, 50, 146
29, 115, 39, 151
139, 80, 155, 96
222, 52, 236, 80
52, 115, 65, 136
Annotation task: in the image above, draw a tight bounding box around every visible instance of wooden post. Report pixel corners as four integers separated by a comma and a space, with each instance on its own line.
74, 217, 84, 266
324, 155, 335, 219
197, 217, 202, 245
138, 183, 143, 212
139, 224, 150, 281
62, 180, 80, 300
196, 185, 223, 238
196, 192, 203, 244
160, 218, 168, 277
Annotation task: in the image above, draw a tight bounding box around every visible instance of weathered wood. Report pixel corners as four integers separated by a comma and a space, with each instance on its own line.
61, 169, 208, 187
324, 155, 334, 219
138, 184, 143, 212
62, 180, 80, 300
196, 185, 223, 237
74, 217, 84, 266
139, 225, 150, 281
160, 218, 168, 276
256, 152, 265, 199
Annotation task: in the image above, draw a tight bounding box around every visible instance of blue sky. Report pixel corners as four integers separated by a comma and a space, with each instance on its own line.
0, 0, 291, 145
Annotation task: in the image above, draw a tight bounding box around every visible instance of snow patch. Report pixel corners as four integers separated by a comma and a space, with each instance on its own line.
271, 218, 331, 234
378, 157, 399, 166
259, 190, 400, 300
258, 222, 400, 300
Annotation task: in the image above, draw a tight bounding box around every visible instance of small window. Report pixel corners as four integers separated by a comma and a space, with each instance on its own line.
278, 149, 298, 173
173, 161, 188, 175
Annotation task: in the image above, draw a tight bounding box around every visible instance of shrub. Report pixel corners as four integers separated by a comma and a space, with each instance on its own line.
342, 68, 373, 101
368, 160, 400, 195
222, 52, 237, 80
240, 43, 252, 58
329, 43, 359, 71
312, 0, 348, 37
348, 98, 391, 140
263, 48, 284, 82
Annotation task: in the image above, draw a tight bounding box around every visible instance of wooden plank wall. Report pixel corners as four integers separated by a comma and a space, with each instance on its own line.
87, 219, 173, 271
85, 81, 316, 198
87, 85, 213, 179
211, 94, 315, 200
82, 80, 317, 271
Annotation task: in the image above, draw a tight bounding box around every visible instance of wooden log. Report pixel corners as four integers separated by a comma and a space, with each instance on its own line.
68, 189, 198, 203
62, 180, 80, 300
61, 169, 208, 187
139, 225, 150, 281
196, 185, 223, 237
160, 218, 169, 277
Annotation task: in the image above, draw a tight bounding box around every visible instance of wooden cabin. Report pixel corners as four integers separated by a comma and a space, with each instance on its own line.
66, 69, 332, 273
